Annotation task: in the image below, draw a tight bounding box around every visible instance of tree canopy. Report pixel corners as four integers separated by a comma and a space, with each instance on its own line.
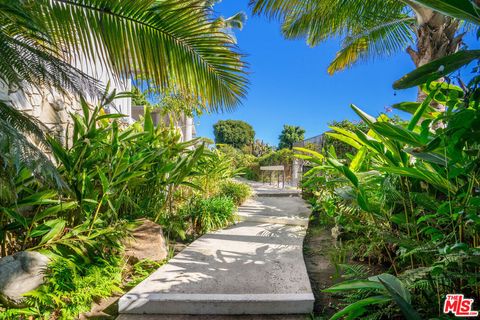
213, 120, 255, 149
278, 125, 305, 149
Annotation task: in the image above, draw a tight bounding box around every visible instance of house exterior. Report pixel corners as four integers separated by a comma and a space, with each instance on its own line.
2, 55, 195, 142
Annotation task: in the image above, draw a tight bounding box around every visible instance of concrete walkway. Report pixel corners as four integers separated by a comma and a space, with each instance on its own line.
118, 181, 314, 317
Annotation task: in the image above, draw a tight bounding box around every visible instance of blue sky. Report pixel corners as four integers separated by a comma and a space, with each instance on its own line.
194, 1, 462, 146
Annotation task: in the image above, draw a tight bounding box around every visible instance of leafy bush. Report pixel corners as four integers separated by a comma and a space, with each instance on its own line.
0, 256, 123, 320
183, 196, 237, 234
218, 180, 252, 206
299, 79, 480, 318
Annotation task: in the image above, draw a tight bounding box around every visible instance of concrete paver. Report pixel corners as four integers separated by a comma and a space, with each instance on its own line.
118, 182, 314, 316
237, 197, 310, 227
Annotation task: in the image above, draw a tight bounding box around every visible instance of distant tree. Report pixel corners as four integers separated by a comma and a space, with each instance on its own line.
213, 120, 255, 149
278, 125, 305, 150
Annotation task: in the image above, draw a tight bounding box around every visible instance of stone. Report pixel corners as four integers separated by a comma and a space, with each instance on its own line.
0, 251, 50, 306
124, 219, 168, 263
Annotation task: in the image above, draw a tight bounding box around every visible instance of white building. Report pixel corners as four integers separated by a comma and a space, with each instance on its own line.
2, 55, 195, 142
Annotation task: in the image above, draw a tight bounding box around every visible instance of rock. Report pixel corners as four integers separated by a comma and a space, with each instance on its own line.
0, 251, 50, 306
124, 219, 168, 263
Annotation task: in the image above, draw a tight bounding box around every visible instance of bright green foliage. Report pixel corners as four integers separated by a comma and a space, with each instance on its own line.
183, 196, 237, 234
408, 0, 480, 24
0, 257, 123, 320
0, 0, 248, 190
218, 181, 252, 206
278, 124, 305, 150
325, 119, 369, 160
213, 120, 255, 148
0, 0, 247, 109
193, 149, 242, 197
298, 78, 480, 317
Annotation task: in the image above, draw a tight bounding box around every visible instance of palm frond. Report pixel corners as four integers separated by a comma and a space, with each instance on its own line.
31, 0, 248, 111
0, 0, 102, 97
0, 100, 64, 187
252, 0, 411, 74
328, 17, 416, 74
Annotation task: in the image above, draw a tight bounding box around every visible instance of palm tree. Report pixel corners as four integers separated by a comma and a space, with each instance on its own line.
250, 0, 464, 76
0, 0, 248, 182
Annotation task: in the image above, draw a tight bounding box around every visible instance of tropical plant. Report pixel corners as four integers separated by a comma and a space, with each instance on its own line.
325, 272, 421, 320
0, 0, 248, 182
2, 0, 247, 108
193, 148, 240, 197
278, 124, 305, 150
250, 0, 467, 83
182, 196, 237, 234
218, 180, 252, 206
297, 77, 480, 317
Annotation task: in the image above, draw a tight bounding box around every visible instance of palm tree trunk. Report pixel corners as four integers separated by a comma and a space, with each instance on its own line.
406, 7, 463, 104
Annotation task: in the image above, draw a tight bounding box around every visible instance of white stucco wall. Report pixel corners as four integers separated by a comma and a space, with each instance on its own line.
3, 52, 132, 141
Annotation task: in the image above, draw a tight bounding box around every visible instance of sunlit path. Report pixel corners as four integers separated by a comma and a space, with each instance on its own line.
118, 182, 314, 317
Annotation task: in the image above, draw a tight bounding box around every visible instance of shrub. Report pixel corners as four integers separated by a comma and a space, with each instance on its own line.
218, 181, 252, 206
184, 196, 236, 234
0, 256, 123, 320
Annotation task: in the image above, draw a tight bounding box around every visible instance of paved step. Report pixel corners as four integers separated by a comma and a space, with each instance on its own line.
118, 180, 314, 317
117, 315, 305, 320
236, 197, 311, 227
119, 222, 314, 315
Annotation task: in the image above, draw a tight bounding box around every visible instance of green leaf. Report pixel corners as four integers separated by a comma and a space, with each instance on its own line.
369, 274, 410, 303
392, 102, 437, 119
350, 147, 367, 172
327, 157, 359, 187
378, 277, 421, 320
144, 108, 154, 133
405, 149, 448, 166
394, 50, 480, 89
16, 191, 57, 207
370, 122, 425, 146
408, 0, 480, 24
408, 89, 436, 130
378, 166, 456, 193
33, 201, 78, 222
324, 279, 384, 292
326, 132, 363, 150
38, 219, 66, 246
30, 224, 51, 238
1, 207, 27, 228
329, 295, 390, 320
293, 147, 325, 160
351, 104, 377, 126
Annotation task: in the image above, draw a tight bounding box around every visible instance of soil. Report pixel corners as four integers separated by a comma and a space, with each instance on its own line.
302, 214, 342, 319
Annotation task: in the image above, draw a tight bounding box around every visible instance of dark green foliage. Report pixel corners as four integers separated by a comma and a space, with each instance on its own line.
218, 181, 252, 206
183, 196, 237, 234
213, 120, 255, 148
278, 124, 305, 150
